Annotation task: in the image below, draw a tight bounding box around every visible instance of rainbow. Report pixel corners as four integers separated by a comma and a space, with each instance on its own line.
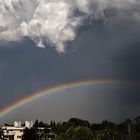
0, 79, 138, 118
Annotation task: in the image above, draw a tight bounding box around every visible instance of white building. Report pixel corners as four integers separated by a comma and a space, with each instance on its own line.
2, 126, 24, 140
14, 122, 21, 128
25, 121, 33, 129
2, 121, 33, 140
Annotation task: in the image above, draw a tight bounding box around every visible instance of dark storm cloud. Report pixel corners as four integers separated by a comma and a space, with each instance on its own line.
111, 41, 140, 105
0, 0, 140, 122
0, 20, 140, 123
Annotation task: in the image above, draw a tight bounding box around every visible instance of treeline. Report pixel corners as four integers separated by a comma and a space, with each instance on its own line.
3, 116, 140, 140
50, 116, 140, 140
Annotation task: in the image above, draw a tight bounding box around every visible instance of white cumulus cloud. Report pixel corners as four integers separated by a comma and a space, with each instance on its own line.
0, 0, 140, 52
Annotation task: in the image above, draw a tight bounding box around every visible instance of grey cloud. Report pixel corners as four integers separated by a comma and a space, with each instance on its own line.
0, 0, 140, 52
0, 26, 7, 32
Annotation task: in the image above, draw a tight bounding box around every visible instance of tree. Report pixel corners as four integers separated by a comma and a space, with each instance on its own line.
68, 118, 90, 127
55, 126, 94, 140
22, 128, 38, 140
38, 121, 46, 127
34, 119, 39, 128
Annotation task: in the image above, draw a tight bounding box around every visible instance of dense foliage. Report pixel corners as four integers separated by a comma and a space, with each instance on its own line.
22, 128, 38, 140
2, 116, 140, 140
52, 117, 140, 140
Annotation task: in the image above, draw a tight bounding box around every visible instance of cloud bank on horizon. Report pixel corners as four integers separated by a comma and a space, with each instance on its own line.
0, 0, 140, 52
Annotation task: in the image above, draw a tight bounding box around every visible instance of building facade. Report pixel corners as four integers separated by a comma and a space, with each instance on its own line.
2, 121, 33, 140
1, 121, 53, 140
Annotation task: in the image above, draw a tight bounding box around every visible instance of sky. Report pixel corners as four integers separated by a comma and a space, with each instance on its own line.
0, 0, 140, 123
